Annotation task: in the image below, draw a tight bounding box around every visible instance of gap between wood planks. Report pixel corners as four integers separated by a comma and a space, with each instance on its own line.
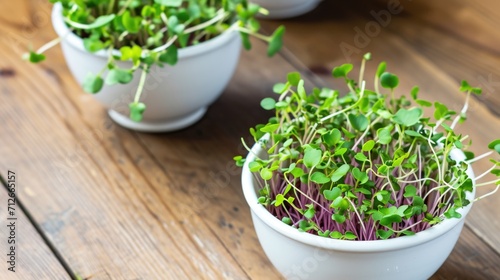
129, 132, 254, 280
0, 174, 78, 280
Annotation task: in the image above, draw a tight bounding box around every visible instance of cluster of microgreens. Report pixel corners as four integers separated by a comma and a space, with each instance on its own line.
25, 0, 284, 121
235, 53, 500, 240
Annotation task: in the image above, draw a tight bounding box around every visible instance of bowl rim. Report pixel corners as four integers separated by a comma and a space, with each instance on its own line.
241, 136, 476, 252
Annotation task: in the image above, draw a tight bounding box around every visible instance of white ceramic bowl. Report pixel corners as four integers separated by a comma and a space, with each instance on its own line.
52, 3, 241, 132
242, 141, 475, 280
251, 0, 322, 19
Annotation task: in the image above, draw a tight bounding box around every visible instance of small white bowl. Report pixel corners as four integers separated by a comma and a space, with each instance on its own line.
52, 3, 241, 132
242, 140, 475, 280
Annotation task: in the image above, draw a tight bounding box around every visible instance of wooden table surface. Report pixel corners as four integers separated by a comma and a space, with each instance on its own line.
1, 0, 499, 279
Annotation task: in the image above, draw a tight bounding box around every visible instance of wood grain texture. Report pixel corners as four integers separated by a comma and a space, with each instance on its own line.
0, 175, 69, 279
1, 0, 499, 279
431, 226, 500, 280
261, 0, 500, 116
0, 38, 266, 279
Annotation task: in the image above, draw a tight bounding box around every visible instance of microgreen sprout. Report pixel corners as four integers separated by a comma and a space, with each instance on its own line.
25, 0, 285, 121
236, 54, 500, 240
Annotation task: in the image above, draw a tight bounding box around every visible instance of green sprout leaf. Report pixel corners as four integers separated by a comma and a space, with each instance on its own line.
348, 114, 369, 131
260, 167, 273, 181
233, 156, 245, 167
240, 32, 251, 50
444, 207, 462, 219
120, 45, 143, 65
403, 185, 417, 198
260, 123, 279, 133
392, 155, 406, 167
461, 80, 483, 95
155, 0, 182, 7
275, 194, 285, 206
376, 229, 393, 239
287, 72, 301, 86
377, 109, 393, 119
380, 214, 402, 226
248, 161, 262, 172
377, 206, 407, 226
346, 231, 357, 240
311, 172, 330, 184
159, 45, 179, 65
304, 147, 322, 169
334, 147, 347, 156
354, 153, 368, 162
460, 80, 472, 92
322, 129, 341, 147
273, 83, 287, 94
377, 127, 392, 145
376, 61, 386, 78
324, 187, 341, 201
332, 64, 353, 78
362, 140, 375, 152
416, 99, 432, 107
488, 139, 500, 153
297, 80, 306, 98
129, 102, 146, 122
105, 68, 133, 85
393, 108, 423, 127
83, 38, 104, 53
372, 99, 384, 112
65, 14, 115, 30
332, 214, 346, 223
380, 72, 399, 89
304, 206, 315, 219
410, 86, 419, 100
26, 51, 46, 63
282, 217, 292, 225
82, 73, 104, 94
471, 87, 482, 95
405, 130, 424, 139
352, 167, 369, 184
290, 167, 305, 178
260, 98, 276, 110
122, 11, 142, 34
267, 25, 285, 57
246, 3, 260, 15
434, 102, 449, 120
318, 230, 330, 237
298, 220, 313, 232
331, 164, 350, 182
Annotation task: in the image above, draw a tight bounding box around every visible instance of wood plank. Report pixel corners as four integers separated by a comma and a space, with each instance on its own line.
383, 0, 500, 116
431, 225, 500, 280
260, 0, 500, 115
0, 0, 31, 27
0, 174, 69, 279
